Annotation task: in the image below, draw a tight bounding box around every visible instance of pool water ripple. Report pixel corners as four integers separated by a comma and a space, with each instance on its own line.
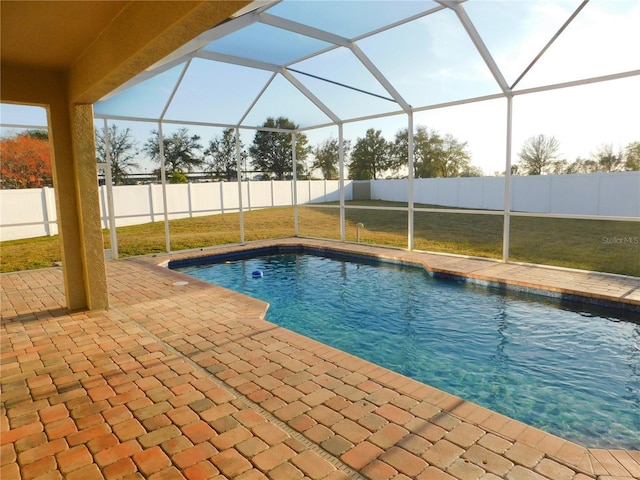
175, 253, 640, 449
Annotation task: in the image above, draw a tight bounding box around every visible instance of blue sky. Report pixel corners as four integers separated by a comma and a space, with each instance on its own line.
1, 0, 639, 176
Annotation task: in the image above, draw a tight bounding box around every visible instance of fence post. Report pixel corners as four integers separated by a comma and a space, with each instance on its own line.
596, 172, 603, 216
41, 187, 51, 236
271, 179, 275, 207
99, 185, 109, 229
148, 184, 155, 223
481, 177, 486, 210
219, 182, 225, 213
188, 182, 193, 217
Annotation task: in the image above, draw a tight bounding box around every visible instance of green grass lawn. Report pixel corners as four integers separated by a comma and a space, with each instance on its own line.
2, 202, 638, 277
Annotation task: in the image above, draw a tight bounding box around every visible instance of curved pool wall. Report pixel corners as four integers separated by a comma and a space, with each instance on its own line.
169, 244, 640, 314
169, 244, 640, 450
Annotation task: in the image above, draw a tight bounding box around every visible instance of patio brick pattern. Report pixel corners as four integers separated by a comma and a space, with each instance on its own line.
2, 238, 639, 479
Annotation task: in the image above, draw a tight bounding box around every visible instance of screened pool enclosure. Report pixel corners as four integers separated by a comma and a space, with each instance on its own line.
51, 1, 640, 270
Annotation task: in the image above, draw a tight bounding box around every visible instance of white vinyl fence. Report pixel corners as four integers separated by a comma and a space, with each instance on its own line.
1, 172, 638, 242
372, 171, 640, 217
1, 180, 349, 241
1, 187, 59, 240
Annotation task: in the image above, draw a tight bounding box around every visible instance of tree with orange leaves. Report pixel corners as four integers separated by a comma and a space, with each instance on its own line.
0, 131, 52, 189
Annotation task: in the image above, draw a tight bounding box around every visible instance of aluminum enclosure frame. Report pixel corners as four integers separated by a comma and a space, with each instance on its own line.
91, 0, 639, 263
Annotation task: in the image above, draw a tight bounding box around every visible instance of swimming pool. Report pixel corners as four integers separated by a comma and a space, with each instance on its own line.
173, 250, 640, 450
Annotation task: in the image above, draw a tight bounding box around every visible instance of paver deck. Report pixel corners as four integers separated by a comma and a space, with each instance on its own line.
2, 238, 639, 480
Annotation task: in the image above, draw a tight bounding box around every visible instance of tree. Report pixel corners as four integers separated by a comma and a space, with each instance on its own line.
413, 126, 444, 178
591, 144, 625, 172
0, 132, 52, 189
516, 134, 561, 175
348, 129, 392, 180
144, 128, 204, 180
412, 125, 443, 178
393, 126, 442, 178
249, 117, 311, 180
205, 128, 246, 181
169, 171, 188, 184
95, 124, 139, 185
624, 141, 640, 171
560, 142, 639, 174
392, 126, 476, 178
563, 157, 593, 174
23, 129, 49, 141
311, 138, 351, 180
461, 165, 484, 177
438, 134, 473, 177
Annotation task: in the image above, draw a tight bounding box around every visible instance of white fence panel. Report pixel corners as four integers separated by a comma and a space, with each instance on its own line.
371, 179, 407, 202
304, 180, 316, 204
189, 182, 222, 217
0, 188, 58, 240
482, 177, 505, 210
344, 181, 353, 201
297, 179, 344, 204
150, 185, 165, 222
597, 171, 640, 217
511, 175, 551, 213
310, 180, 324, 203
249, 181, 275, 209
436, 178, 459, 207
296, 180, 310, 205
107, 185, 151, 226
510, 172, 640, 215
271, 180, 293, 206
325, 180, 346, 202
458, 177, 485, 209
163, 184, 189, 220
548, 174, 599, 215
413, 178, 437, 205
218, 182, 238, 211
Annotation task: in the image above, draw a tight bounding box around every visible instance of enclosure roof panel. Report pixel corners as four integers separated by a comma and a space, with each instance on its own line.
356, 7, 502, 108
94, 64, 185, 119
265, 0, 440, 39
241, 74, 335, 128
512, 0, 640, 89
163, 60, 275, 126
202, 22, 334, 66
464, 0, 584, 88
92, 0, 640, 131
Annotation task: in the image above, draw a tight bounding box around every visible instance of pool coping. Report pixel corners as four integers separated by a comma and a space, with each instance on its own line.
158, 237, 640, 313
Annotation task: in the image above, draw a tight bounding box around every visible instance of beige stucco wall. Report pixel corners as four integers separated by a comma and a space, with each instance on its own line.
2, 64, 108, 310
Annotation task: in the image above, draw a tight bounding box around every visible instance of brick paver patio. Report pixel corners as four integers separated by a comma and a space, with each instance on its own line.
2, 238, 639, 479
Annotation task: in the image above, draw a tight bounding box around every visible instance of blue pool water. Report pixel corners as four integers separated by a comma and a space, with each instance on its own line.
174, 252, 640, 449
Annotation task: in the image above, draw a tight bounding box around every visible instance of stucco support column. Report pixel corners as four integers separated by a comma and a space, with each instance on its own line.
48, 100, 109, 310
